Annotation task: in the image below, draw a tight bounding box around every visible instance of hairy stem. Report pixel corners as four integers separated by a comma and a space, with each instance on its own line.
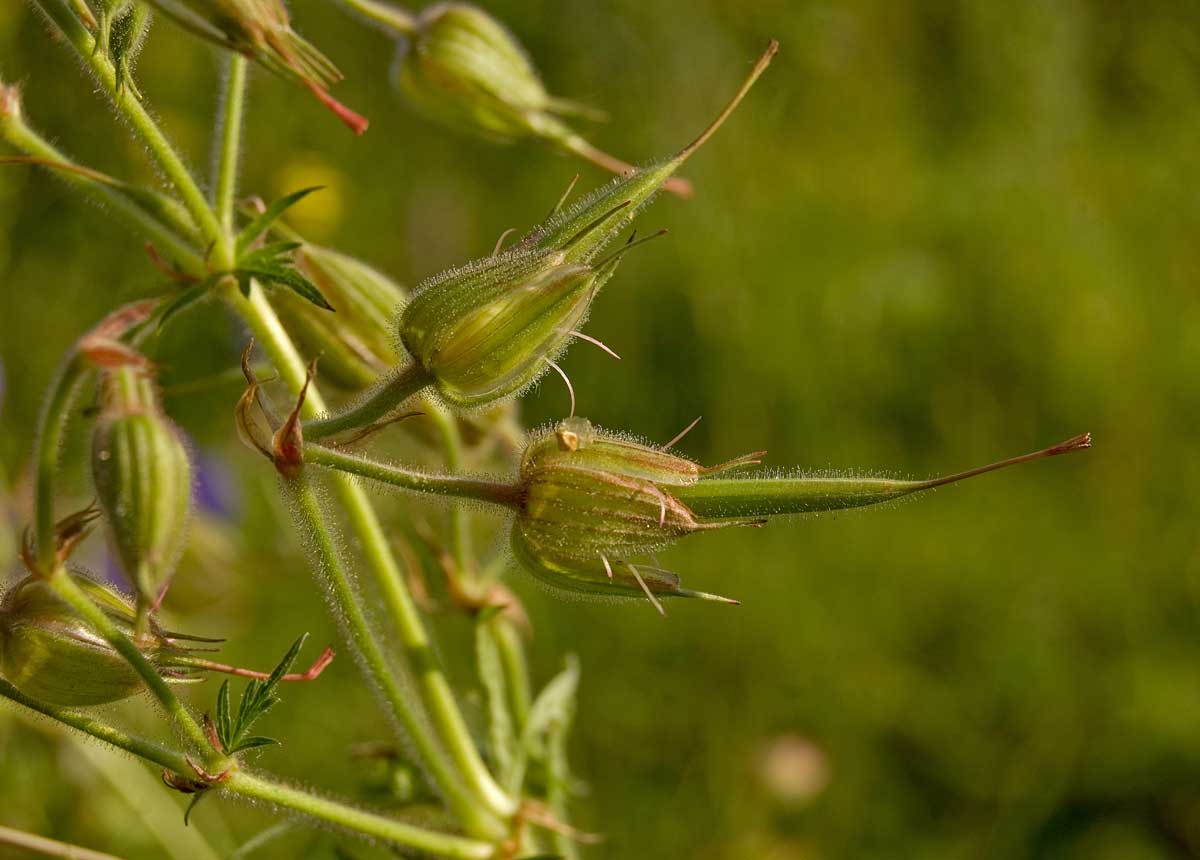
214, 55, 248, 248
302, 363, 434, 441
0, 681, 497, 859
229, 286, 518, 822
31, 355, 87, 571
226, 772, 496, 859
32, 0, 224, 249
426, 406, 475, 576
46, 567, 219, 761
305, 443, 524, 508
0, 128, 203, 268
0, 677, 189, 772
278, 473, 501, 837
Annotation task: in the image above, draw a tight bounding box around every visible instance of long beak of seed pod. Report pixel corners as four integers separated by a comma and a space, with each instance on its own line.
668, 433, 1092, 520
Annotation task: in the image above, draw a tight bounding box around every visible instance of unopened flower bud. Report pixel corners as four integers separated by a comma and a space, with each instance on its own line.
92, 366, 192, 611
145, 0, 368, 133
272, 245, 406, 390
393, 1, 672, 189
399, 256, 605, 408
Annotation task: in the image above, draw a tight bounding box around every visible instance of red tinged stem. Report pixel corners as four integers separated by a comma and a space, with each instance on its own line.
171, 647, 336, 682
304, 82, 369, 135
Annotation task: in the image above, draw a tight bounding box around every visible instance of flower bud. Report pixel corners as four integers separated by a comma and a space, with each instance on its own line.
145, 0, 368, 133
92, 367, 192, 609
399, 255, 602, 408
0, 572, 180, 706
393, 3, 700, 195
272, 244, 406, 390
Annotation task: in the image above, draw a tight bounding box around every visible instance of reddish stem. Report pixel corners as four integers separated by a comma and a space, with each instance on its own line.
174, 647, 336, 683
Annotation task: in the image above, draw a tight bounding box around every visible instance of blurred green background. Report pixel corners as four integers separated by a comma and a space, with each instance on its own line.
2, 1, 1199, 858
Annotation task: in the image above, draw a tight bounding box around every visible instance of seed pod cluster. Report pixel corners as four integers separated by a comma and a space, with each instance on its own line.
92, 366, 192, 611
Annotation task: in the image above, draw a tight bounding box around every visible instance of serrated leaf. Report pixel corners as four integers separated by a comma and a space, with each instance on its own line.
238, 241, 303, 268
476, 615, 519, 789
216, 680, 232, 750
523, 655, 580, 762
246, 267, 334, 311
228, 735, 280, 754
235, 187, 322, 256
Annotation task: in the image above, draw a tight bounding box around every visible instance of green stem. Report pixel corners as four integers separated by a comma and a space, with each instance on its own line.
46, 568, 219, 760
670, 433, 1093, 520
337, 0, 419, 37
0, 677, 190, 773
226, 772, 495, 859
0, 126, 203, 268
0, 825, 125, 860
32, 0, 224, 248
302, 364, 433, 441
0, 681, 496, 860
229, 286, 517, 823
214, 55, 248, 250
278, 474, 500, 837
426, 406, 475, 577
306, 443, 523, 508
494, 620, 531, 728
32, 355, 87, 571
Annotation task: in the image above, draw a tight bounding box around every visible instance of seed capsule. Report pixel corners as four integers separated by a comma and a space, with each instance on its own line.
0, 572, 179, 706
92, 367, 192, 611
399, 256, 603, 408
0, 571, 333, 707
391, 2, 681, 190
513, 419, 753, 609
144, 0, 368, 133
272, 244, 406, 390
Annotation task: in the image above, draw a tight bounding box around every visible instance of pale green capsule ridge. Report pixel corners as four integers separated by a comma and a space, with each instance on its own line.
92, 367, 192, 612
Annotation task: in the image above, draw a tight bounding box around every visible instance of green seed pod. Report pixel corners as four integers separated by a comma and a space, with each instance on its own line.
399, 255, 603, 408
272, 245, 406, 390
92, 367, 192, 609
0, 572, 178, 706
391, 3, 695, 195
512, 419, 753, 610
144, 0, 368, 133
394, 3, 567, 144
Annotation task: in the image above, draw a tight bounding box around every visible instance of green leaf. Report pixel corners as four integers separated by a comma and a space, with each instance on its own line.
238, 241, 303, 269
228, 735, 280, 754
211, 635, 309, 759
235, 187, 321, 256
523, 654, 580, 762
475, 613, 519, 789
246, 267, 334, 311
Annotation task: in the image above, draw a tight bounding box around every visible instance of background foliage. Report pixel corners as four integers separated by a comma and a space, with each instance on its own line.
2, 1, 1198, 858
